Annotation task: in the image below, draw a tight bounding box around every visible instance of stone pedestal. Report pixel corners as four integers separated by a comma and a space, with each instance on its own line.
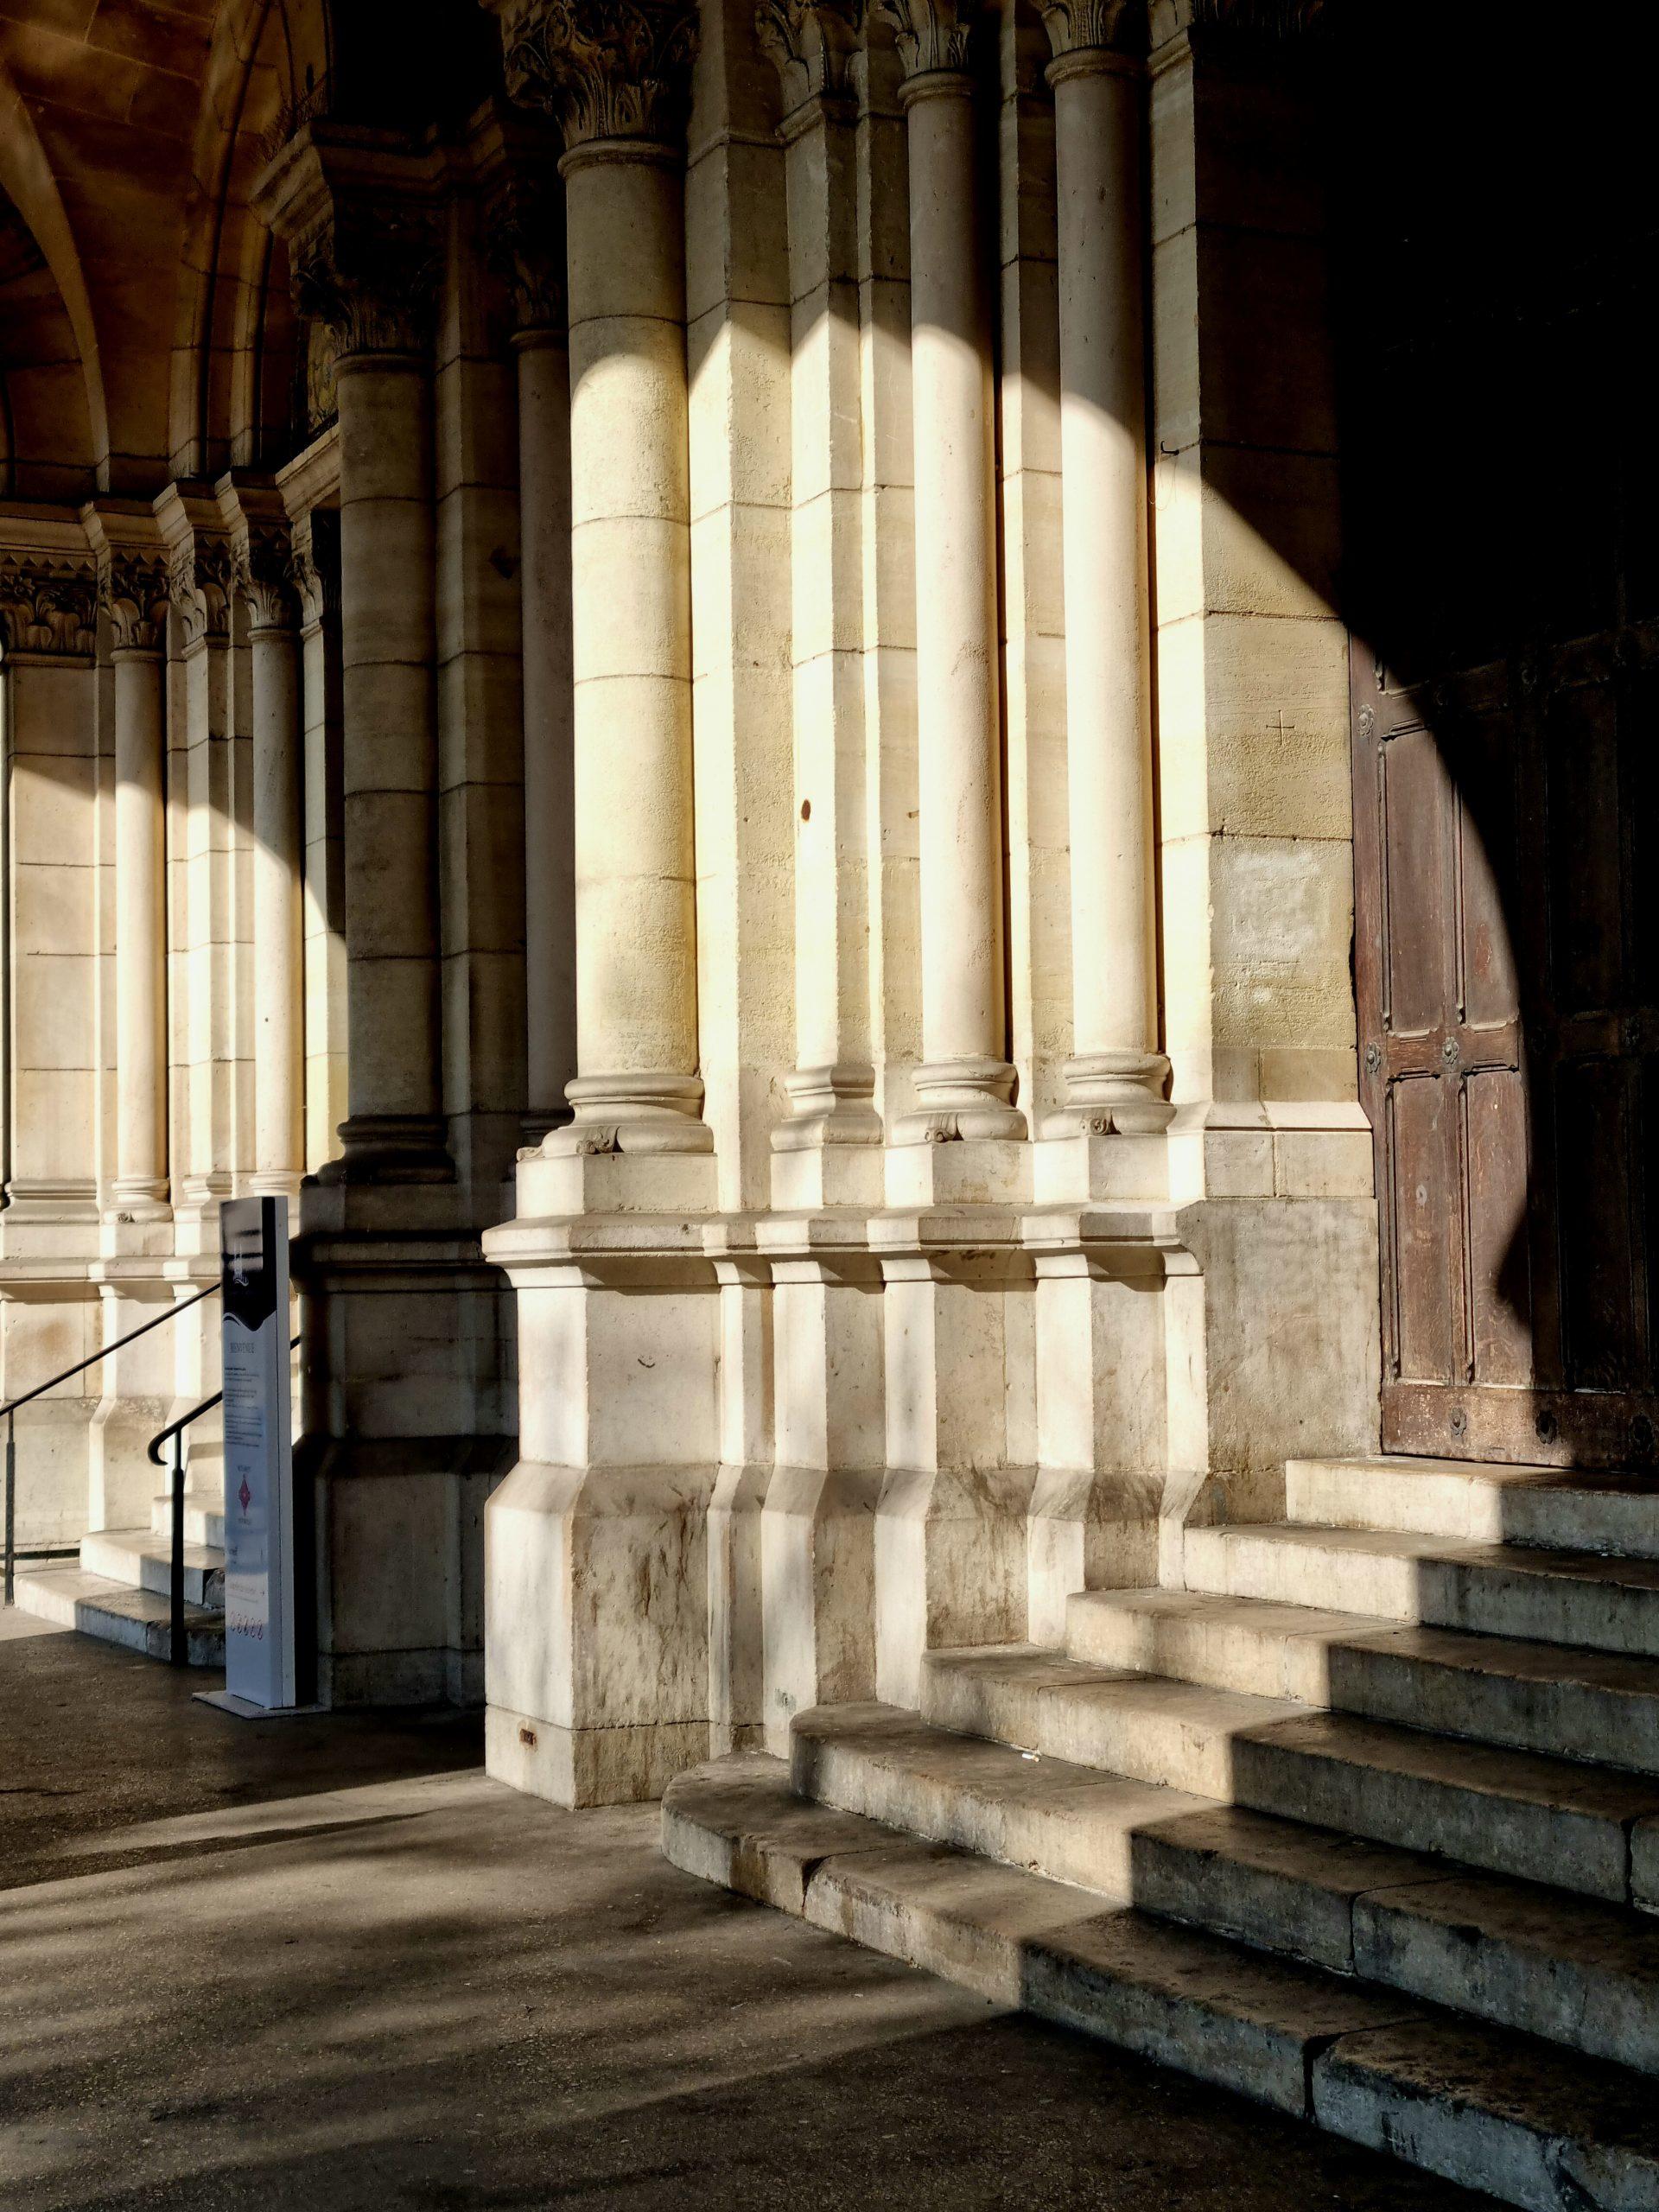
762, 1215, 884, 1749
483, 1205, 718, 1802
871, 1211, 1035, 1708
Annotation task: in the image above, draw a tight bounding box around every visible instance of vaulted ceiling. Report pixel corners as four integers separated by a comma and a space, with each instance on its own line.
0, 0, 496, 501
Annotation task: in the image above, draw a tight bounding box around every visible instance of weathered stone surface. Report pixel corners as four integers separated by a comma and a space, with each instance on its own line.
1313, 2020, 1659, 2212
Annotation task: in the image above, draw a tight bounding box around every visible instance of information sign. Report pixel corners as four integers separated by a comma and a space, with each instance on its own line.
219, 1195, 296, 1709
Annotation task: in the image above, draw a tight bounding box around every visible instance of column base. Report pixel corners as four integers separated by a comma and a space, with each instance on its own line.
771, 1064, 883, 1154
248, 1170, 305, 1201
892, 1055, 1027, 1145
103, 1179, 171, 1227
1042, 1050, 1175, 1136
549, 1073, 714, 1159
316, 1116, 455, 1185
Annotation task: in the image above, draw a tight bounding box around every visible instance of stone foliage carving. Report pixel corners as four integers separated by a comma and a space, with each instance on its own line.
287, 181, 444, 365
1039, 0, 1143, 56
100, 549, 173, 656
757, 0, 865, 114
486, 0, 700, 147
0, 554, 97, 659
233, 528, 302, 634
486, 175, 566, 333
872, 0, 977, 77
292, 511, 341, 630
168, 537, 236, 651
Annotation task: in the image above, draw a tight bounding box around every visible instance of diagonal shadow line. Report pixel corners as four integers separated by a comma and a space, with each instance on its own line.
0, 1808, 430, 1898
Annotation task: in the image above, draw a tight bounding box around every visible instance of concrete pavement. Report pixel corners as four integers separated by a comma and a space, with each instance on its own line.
0, 1614, 1492, 2210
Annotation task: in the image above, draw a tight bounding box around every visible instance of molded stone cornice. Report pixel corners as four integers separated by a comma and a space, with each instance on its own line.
253, 126, 446, 362
1039, 0, 1144, 59
0, 548, 97, 659
484, 0, 700, 149
757, 0, 864, 117
872, 0, 977, 79
100, 547, 173, 657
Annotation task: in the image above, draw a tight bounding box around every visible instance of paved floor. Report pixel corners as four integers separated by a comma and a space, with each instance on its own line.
0, 1614, 1494, 2211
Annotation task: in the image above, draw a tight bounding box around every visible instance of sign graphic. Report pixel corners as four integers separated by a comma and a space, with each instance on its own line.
219, 1195, 296, 1709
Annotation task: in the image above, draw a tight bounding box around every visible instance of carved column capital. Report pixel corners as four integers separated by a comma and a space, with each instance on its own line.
99, 548, 172, 658
486, 174, 568, 334
232, 529, 302, 635
252, 127, 446, 368
1039, 0, 1144, 62
167, 537, 237, 652
757, 0, 865, 117
484, 0, 700, 149
872, 0, 978, 79
0, 550, 97, 660
291, 508, 341, 632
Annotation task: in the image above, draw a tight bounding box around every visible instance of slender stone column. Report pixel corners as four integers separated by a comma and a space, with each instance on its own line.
493, 177, 577, 1141
288, 503, 346, 1176
232, 524, 304, 1194
762, 0, 883, 1194
876, 0, 1022, 1144
254, 135, 450, 1183
0, 541, 99, 1232
1041, 0, 1172, 1135
489, 0, 709, 1159
99, 546, 172, 1218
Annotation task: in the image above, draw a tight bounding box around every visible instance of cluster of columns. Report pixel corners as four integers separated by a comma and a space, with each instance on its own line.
484, 0, 1172, 1170
70, 491, 318, 1238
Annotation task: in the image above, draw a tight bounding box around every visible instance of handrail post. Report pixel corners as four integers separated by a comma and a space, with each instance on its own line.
169, 1428, 186, 1669
4, 1408, 15, 1608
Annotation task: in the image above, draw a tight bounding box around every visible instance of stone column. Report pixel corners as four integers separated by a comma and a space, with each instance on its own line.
493, 175, 577, 1142
1041, 0, 1172, 1141
482, 0, 721, 1808
231, 517, 304, 1195
0, 540, 100, 1230
287, 502, 346, 1177
99, 544, 172, 1220
490, 0, 709, 1162
255, 137, 450, 1184
876, 0, 1023, 1150
762, 0, 882, 1195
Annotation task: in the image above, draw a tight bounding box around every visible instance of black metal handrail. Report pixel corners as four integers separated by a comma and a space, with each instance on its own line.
146, 1335, 300, 1668
3, 1282, 219, 1606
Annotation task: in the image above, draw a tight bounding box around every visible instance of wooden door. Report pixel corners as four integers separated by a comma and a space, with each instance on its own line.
1341, 10, 1659, 1467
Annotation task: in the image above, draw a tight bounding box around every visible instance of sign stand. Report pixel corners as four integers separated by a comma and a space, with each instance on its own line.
195, 1195, 321, 1719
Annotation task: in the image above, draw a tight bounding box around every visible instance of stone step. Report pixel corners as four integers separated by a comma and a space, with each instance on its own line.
1287, 1456, 1659, 1557
149, 1491, 226, 1551
1068, 1586, 1659, 1776
11, 1567, 224, 1667
794, 1698, 1659, 2072
918, 1645, 1659, 1906
80, 1528, 224, 1607
664, 1751, 1659, 2212
1185, 1521, 1659, 1658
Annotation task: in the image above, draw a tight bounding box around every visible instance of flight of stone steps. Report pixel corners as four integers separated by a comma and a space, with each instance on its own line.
13, 1472, 226, 1665
665, 1455, 1659, 2212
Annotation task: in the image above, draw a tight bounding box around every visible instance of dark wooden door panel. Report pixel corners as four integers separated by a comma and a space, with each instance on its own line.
1341, 11, 1659, 1471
